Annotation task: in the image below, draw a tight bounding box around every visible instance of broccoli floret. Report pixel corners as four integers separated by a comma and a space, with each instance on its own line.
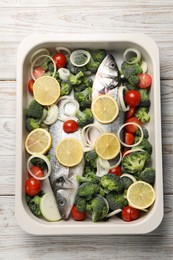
76, 171, 100, 184
86, 57, 100, 73
73, 77, 93, 92
26, 194, 43, 217
31, 155, 50, 170
77, 182, 100, 200
75, 195, 87, 212
135, 107, 150, 123
132, 137, 152, 155
86, 195, 109, 222
100, 174, 124, 193
26, 118, 40, 132
138, 89, 151, 107
121, 176, 133, 189
90, 49, 107, 63
106, 192, 128, 210
74, 87, 92, 109
122, 151, 151, 174
26, 99, 44, 119
84, 150, 98, 169
76, 108, 94, 128
128, 75, 140, 86
136, 126, 149, 139
67, 61, 91, 76
60, 81, 72, 96
68, 71, 84, 85
140, 168, 156, 184
121, 61, 143, 79
125, 83, 138, 90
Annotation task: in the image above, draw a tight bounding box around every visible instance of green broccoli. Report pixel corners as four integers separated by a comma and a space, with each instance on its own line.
128, 75, 140, 86
132, 137, 152, 155
135, 125, 149, 139
100, 174, 124, 193
26, 192, 44, 216
86, 195, 109, 222
106, 192, 128, 210
76, 108, 94, 128
73, 77, 93, 92
74, 87, 92, 109
84, 150, 98, 169
76, 171, 100, 184
121, 176, 133, 189
77, 182, 100, 200
31, 155, 50, 170
122, 151, 151, 174
86, 57, 100, 73
140, 168, 155, 184
121, 61, 143, 80
26, 99, 44, 119
26, 118, 40, 132
138, 89, 151, 107
68, 71, 84, 85
75, 194, 87, 212
90, 49, 107, 63
135, 107, 150, 123
67, 61, 91, 76
60, 81, 72, 96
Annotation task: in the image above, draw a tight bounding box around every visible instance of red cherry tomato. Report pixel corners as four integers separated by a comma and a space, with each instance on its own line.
53, 53, 66, 69
125, 117, 142, 134
25, 178, 41, 196
109, 166, 122, 176
124, 90, 141, 107
125, 132, 135, 145
63, 120, 79, 133
71, 205, 86, 221
33, 67, 45, 79
138, 73, 152, 89
28, 166, 44, 179
126, 106, 136, 119
28, 79, 35, 95
122, 206, 140, 222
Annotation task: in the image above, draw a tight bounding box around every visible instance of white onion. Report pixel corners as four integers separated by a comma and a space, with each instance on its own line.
31, 54, 56, 81
55, 46, 71, 56
106, 209, 122, 218
123, 48, 141, 64
81, 124, 104, 148
122, 148, 145, 157
140, 60, 148, 73
117, 122, 143, 148
29, 48, 50, 66
44, 104, 59, 125
120, 173, 137, 183
97, 152, 122, 170
27, 154, 51, 180
57, 96, 79, 121
58, 68, 70, 81
118, 85, 130, 112
70, 50, 91, 67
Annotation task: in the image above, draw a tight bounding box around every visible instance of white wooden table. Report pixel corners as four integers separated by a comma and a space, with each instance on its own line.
0, 1, 173, 259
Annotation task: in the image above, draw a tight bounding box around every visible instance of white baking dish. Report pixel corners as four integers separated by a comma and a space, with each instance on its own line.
15, 34, 163, 235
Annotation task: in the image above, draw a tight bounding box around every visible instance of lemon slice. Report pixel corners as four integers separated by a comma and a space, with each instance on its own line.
56, 138, 83, 167
91, 95, 119, 124
94, 133, 120, 160
127, 181, 156, 210
33, 76, 60, 106
25, 128, 52, 155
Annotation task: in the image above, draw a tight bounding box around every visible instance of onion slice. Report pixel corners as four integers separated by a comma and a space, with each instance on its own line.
106, 209, 122, 218
118, 85, 130, 112
31, 54, 56, 81
27, 154, 51, 180
44, 104, 59, 125
70, 50, 91, 67
122, 148, 145, 157
29, 48, 50, 66
55, 46, 71, 56
57, 96, 79, 121
58, 68, 70, 81
123, 48, 141, 64
117, 122, 143, 148
140, 60, 148, 73
97, 152, 122, 170
81, 124, 104, 148
120, 173, 137, 183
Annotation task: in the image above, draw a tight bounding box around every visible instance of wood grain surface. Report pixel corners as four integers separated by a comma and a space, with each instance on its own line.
0, 0, 173, 259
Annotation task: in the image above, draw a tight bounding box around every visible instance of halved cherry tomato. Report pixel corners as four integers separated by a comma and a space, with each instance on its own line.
126, 106, 136, 119
25, 178, 41, 196
125, 117, 142, 134
63, 120, 78, 133
122, 206, 140, 222
28, 166, 44, 179
28, 79, 35, 95
138, 73, 152, 89
109, 166, 122, 176
124, 90, 141, 107
33, 67, 45, 79
125, 132, 135, 145
53, 53, 66, 69
71, 205, 86, 221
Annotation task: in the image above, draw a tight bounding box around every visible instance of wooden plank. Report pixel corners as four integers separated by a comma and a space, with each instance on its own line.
0, 195, 173, 259
0, 81, 16, 118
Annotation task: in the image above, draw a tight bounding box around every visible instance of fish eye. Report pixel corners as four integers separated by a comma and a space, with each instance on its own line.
55, 176, 65, 187
109, 63, 116, 69
58, 198, 66, 207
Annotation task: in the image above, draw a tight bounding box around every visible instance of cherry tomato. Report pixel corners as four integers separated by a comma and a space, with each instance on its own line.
138, 73, 152, 89
124, 90, 141, 107
28, 79, 35, 95
125, 132, 135, 145
28, 166, 44, 179
71, 205, 86, 221
53, 53, 66, 69
122, 206, 140, 222
33, 67, 45, 79
63, 120, 78, 133
126, 106, 136, 119
109, 166, 122, 176
125, 117, 142, 134
25, 178, 41, 196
